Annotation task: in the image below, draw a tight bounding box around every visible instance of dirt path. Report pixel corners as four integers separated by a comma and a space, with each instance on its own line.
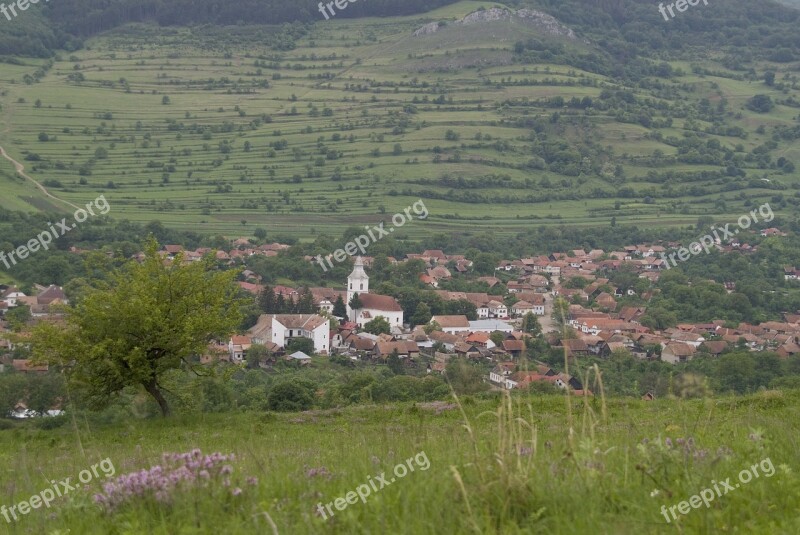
0, 145, 81, 211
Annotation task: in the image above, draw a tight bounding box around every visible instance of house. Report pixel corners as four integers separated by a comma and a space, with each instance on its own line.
466, 332, 493, 348
427, 330, 460, 351
0, 287, 25, 307
670, 331, 706, 347
502, 339, 525, 358
228, 335, 252, 363
486, 300, 508, 318
374, 340, 420, 360
12, 359, 49, 373
511, 300, 535, 317
661, 342, 696, 364
286, 351, 312, 364
489, 362, 516, 385
249, 314, 330, 354
698, 341, 729, 357
430, 315, 471, 335
556, 338, 590, 358
595, 292, 617, 310
454, 342, 484, 359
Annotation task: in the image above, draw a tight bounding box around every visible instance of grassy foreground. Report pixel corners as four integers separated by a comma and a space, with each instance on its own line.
1, 390, 799, 534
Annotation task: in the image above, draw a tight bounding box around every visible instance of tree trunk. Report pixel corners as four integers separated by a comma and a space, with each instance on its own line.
143, 379, 171, 417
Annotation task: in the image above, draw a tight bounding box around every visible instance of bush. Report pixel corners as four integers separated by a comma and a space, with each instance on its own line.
266, 380, 315, 412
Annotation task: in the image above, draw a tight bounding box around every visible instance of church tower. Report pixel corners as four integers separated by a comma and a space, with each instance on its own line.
346, 256, 369, 315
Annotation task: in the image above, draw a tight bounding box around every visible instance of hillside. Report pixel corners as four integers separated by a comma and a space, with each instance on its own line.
0, 0, 799, 238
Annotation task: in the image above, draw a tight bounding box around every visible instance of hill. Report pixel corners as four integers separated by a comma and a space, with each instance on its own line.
0, 0, 798, 238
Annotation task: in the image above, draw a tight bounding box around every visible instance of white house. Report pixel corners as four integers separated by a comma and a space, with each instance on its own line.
487, 300, 508, 318
249, 314, 330, 354
430, 315, 471, 335
0, 287, 25, 307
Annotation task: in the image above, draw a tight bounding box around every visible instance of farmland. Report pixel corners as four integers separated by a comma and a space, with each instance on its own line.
0, 1, 798, 239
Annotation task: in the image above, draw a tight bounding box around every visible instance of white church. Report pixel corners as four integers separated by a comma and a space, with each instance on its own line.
346, 257, 404, 330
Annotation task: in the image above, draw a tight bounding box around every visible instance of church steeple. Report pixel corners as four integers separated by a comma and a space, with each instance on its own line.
346, 256, 369, 311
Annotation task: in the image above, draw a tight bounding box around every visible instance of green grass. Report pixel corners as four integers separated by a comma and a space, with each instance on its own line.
2, 390, 799, 533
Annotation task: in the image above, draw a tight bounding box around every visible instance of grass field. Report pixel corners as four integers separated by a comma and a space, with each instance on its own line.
1, 390, 799, 534
0, 1, 798, 238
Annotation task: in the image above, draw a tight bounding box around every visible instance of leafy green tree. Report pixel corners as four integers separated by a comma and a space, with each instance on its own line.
521, 312, 542, 336
6, 305, 31, 332
286, 337, 314, 355
387, 349, 404, 375
444, 358, 488, 395
32, 241, 243, 417
410, 302, 432, 327
746, 94, 774, 113
0, 374, 27, 418
245, 344, 271, 369
267, 380, 315, 412
332, 295, 347, 318
424, 320, 441, 335
348, 293, 363, 321
258, 286, 276, 313
489, 331, 506, 347
364, 316, 391, 335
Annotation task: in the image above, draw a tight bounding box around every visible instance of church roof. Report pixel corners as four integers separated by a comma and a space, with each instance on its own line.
356, 293, 403, 312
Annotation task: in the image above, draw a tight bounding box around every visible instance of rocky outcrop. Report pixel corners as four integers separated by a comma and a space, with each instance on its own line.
413, 7, 578, 40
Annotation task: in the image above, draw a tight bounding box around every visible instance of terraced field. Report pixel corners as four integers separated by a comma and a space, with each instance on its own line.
0, 1, 798, 238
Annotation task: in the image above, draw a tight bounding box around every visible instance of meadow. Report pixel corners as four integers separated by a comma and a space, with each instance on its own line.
1, 389, 798, 534
0, 1, 797, 239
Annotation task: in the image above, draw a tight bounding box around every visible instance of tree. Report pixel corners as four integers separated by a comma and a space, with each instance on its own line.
349, 293, 363, 322
6, 305, 32, 332
424, 320, 441, 335
286, 337, 315, 355
332, 295, 347, 318
521, 312, 542, 336
246, 344, 271, 369
258, 286, 276, 313
489, 331, 506, 347
410, 302, 432, 327
32, 241, 243, 417
267, 380, 315, 412
746, 94, 774, 113
387, 349, 404, 375
764, 71, 775, 86
297, 287, 315, 314
364, 316, 391, 335
444, 358, 488, 395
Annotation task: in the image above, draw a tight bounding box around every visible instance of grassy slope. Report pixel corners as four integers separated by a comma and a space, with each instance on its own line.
0, 1, 797, 238
1, 391, 799, 533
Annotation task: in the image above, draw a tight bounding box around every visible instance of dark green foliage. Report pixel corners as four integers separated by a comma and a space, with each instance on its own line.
266, 380, 315, 412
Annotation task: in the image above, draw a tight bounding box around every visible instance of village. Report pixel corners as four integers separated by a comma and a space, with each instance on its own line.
2, 223, 797, 406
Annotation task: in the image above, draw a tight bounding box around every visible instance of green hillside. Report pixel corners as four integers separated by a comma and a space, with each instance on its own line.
0, 0, 798, 238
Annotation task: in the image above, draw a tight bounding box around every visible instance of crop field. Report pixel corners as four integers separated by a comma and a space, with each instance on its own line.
0, 1, 798, 239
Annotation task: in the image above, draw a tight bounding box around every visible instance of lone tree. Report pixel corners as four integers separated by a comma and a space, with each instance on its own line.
332, 295, 347, 318
348, 293, 363, 322
32, 241, 243, 416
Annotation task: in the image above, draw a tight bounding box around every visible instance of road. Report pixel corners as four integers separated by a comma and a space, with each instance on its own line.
0, 145, 81, 211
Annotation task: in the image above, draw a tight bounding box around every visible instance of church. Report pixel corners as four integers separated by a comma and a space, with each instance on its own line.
345, 257, 404, 330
